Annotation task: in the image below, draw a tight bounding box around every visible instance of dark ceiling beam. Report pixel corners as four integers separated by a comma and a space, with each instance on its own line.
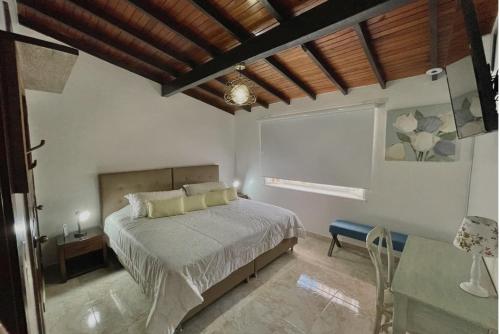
301, 43, 347, 95
0, 29, 78, 55
128, 0, 272, 108
259, 0, 286, 22
188, 0, 291, 103
18, 0, 178, 78
66, 0, 197, 68
428, 0, 439, 81
127, 0, 219, 56
254, 97, 269, 109
184, 89, 235, 114
259, 0, 346, 96
198, 84, 251, 112
188, 0, 316, 100
64, 0, 261, 110
188, 0, 253, 41
264, 57, 316, 99
241, 70, 290, 104
17, 9, 235, 115
17, 16, 163, 83
161, 0, 411, 96
353, 22, 386, 88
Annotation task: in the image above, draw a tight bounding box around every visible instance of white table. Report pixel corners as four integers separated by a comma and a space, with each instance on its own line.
392, 236, 497, 334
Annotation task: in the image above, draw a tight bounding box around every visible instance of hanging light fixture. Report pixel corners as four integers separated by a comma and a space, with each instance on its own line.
224, 63, 256, 106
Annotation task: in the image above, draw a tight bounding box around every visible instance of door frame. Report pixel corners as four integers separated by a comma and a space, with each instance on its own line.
0, 36, 29, 334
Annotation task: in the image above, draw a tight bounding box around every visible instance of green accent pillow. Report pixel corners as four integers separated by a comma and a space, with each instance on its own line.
184, 194, 207, 212
225, 187, 238, 201
206, 189, 229, 207
147, 196, 185, 218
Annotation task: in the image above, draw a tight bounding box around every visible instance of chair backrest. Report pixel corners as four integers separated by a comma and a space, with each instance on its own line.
366, 226, 395, 305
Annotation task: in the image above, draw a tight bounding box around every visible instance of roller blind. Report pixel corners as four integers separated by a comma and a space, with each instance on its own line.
260, 107, 375, 189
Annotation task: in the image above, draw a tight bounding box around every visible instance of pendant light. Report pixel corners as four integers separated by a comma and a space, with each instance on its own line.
224, 63, 256, 106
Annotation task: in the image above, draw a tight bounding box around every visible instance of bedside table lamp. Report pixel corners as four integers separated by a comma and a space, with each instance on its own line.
232, 179, 241, 189
74, 210, 90, 238
453, 216, 498, 297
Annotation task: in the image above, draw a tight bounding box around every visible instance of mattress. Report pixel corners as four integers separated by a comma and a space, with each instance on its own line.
104, 198, 305, 334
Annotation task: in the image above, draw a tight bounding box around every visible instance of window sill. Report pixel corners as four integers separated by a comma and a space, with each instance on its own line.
264, 178, 366, 201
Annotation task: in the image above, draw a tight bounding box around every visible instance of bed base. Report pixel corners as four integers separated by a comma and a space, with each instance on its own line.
98, 165, 299, 328
104, 236, 298, 326
181, 237, 297, 324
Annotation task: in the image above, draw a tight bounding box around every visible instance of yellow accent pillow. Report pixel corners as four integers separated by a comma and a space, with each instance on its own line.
225, 187, 238, 201
183, 194, 207, 212
206, 189, 229, 207
147, 196, 184, 218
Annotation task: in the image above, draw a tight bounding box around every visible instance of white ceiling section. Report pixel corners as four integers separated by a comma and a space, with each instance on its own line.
260, 106, 376, 189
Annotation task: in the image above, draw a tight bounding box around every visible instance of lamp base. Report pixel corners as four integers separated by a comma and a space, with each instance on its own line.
459, 281, 489, 298
74, 231, 87, 238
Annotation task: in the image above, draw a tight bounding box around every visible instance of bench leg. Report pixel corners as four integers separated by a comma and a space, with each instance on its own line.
328, 234, 343, 257
333, 234, 342, 248
328, 237, 336, 256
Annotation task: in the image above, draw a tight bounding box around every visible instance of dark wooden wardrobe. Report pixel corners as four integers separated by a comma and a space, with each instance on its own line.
0, 30, 77, 334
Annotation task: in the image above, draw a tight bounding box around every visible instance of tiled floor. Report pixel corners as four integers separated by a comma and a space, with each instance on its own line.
44, 236, 379, 334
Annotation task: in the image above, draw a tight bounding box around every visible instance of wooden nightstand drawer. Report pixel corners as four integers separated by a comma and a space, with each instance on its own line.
64, 236, 103, 259
57, 227, 107, 282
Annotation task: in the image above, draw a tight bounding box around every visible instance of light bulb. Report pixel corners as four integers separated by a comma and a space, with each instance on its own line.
232, 180, 241, 189
231, 84, 250, 105
77, 210, 90, 222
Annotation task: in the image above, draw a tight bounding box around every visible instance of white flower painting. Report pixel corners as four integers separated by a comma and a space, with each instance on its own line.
385, 104, 458, 162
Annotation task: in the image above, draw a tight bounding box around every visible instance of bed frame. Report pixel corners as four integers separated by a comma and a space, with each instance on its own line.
98, 164, 297, 325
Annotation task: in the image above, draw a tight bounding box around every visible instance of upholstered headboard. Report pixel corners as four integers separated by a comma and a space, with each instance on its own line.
172, 165, 219, 190
98, 168, 173, 220
98, 165, 219, 220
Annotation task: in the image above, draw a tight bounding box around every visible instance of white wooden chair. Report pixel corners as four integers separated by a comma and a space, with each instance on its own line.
366, 226, 395, 334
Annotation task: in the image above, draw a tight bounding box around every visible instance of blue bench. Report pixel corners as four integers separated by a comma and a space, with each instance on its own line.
328, 220, 408, 256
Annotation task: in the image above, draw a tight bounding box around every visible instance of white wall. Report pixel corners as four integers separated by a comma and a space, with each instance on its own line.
468, 133, 498, 287
235, 74, 474, 244
7, 8, 496, 276
27, 51, 235, 265
467, 31, 498, 288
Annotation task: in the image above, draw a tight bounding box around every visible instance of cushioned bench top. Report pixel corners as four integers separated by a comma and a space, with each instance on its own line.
330, 220, 407, 252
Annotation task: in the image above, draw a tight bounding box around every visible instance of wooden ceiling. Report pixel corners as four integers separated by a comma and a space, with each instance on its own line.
16, 0, 497, 114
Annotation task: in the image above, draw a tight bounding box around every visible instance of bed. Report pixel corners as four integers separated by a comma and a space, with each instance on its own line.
99, 165, 305, 334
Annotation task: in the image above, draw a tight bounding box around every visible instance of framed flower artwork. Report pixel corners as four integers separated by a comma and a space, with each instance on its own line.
385, 103, 458, 162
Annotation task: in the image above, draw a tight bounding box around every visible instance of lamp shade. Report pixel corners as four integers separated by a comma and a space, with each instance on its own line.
453, 216, 498, 257
75, 210, 90, 223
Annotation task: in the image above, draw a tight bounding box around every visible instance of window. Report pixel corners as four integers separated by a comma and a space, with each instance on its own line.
260, 106, 375, 199
264, 178, 366, 200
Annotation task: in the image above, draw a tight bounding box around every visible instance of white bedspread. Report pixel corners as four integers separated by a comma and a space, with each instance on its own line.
104, 198, 305, 334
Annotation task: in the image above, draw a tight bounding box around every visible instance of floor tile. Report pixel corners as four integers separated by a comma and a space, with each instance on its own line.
44, 235, 378, 334
310, 296, 375, 334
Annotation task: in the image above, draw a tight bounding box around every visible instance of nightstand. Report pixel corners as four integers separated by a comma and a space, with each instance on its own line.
57, 226, 107, 282
237, 192, 250, 199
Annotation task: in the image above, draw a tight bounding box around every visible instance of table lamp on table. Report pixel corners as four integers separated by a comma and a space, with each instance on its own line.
453, 216, 497, 297
74, 210, 90, 238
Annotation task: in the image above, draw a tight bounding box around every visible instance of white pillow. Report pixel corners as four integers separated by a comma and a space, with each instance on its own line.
124, 189, 185, 219
183, 182, 227, 196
